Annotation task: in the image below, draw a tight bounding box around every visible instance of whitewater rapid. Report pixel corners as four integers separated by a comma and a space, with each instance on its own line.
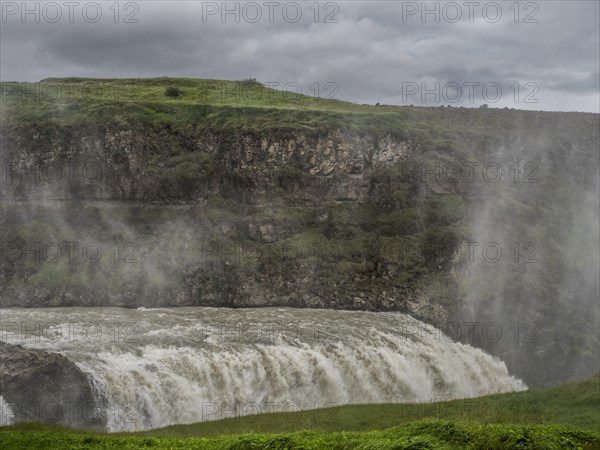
0, 307, 525, 431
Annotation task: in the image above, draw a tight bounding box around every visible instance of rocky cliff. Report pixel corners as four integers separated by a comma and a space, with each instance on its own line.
0, 78, 598, 387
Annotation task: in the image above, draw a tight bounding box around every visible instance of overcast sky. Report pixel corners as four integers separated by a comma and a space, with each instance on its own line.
1, 1, 598, 111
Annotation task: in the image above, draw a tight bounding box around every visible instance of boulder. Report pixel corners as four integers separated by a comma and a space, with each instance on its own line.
0, 341, 104, 430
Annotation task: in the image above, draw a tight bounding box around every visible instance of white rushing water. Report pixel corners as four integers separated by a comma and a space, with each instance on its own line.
0, 396, 15, 426
0, 307, 525, 431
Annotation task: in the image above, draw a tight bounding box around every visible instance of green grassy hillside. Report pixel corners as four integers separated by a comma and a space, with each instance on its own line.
2, 77, 593, 137
1, 77, 422, 135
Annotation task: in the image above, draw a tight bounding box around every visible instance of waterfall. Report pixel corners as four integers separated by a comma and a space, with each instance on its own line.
0, 307, 525, 431
0, 396, 15, 426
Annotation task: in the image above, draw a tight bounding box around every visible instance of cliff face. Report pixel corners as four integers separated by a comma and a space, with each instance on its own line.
0, 78, 598, 387
0, 124, 463, 324
0, 127, 408, 202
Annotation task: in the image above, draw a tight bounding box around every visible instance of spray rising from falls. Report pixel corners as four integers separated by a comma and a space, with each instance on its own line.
1, 307, 525, 431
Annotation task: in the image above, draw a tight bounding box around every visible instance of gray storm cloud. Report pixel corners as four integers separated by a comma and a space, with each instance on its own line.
0, 0, 598, 111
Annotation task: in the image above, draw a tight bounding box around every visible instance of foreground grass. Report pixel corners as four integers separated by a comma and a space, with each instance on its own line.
2, 420, 599, 450
138, 373, 599, 438
1, 375, 598, 449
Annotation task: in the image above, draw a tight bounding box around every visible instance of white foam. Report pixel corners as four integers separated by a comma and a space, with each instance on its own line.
0, 396, 15, 426
0, 307, 526, 431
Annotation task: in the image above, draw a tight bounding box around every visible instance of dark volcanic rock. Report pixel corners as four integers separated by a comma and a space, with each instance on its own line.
0, 341, 104, 430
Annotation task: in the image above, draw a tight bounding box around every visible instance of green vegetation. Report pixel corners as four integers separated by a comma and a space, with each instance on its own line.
1, 77, 595, 138
164, 86, 181, 97
136, 373, 600, 436
1, 375, 599, 449
1, 421, 598, 449
0, 76, 552, 139
1, 77, 403, 134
